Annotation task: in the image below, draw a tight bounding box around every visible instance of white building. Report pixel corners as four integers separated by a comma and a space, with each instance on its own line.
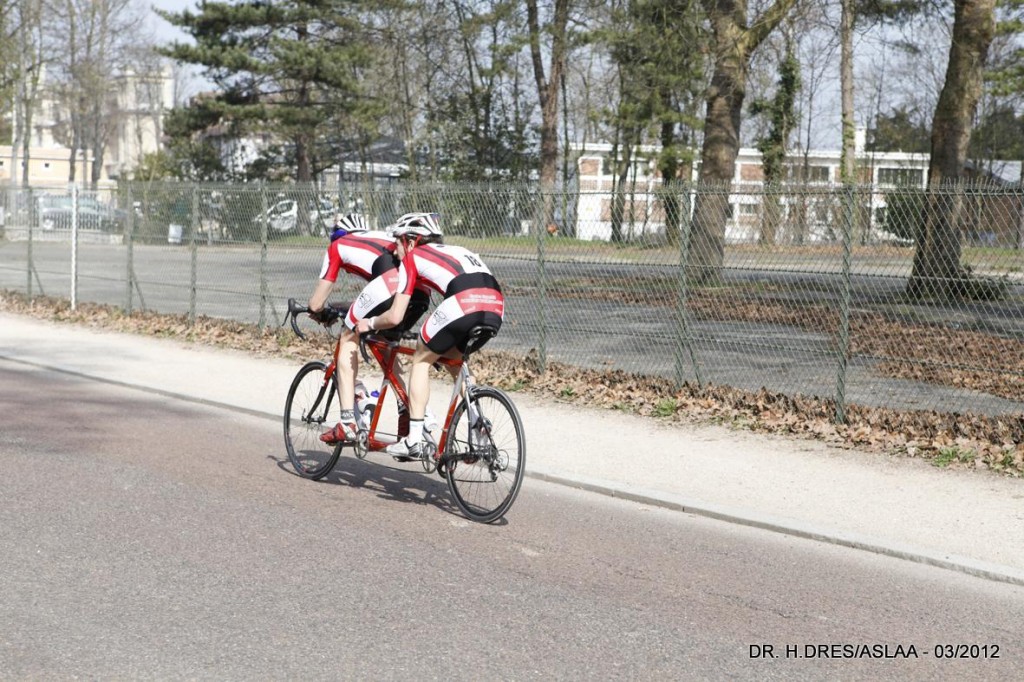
572, 132, 931, 244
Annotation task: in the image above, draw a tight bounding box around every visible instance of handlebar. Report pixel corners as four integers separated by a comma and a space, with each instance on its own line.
283, 298, 418, 347
284, 298, 309, 340
283, 297, 347, 340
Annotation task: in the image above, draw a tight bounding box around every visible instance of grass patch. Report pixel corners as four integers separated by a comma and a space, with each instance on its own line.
654, 397, 678, 418
933, 446, 974, 468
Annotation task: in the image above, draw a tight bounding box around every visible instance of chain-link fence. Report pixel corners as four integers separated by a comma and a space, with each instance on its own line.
1, 180, 1022, 419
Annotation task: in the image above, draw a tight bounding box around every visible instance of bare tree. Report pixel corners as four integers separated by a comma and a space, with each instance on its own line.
46, 0, 151, 187
6, 0, 44, 186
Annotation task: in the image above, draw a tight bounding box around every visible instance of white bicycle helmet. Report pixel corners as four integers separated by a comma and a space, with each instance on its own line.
330, 213, 369, 240
390, 212, 442, 239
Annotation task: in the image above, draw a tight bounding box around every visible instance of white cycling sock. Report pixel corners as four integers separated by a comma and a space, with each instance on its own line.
407, 419, 424, 444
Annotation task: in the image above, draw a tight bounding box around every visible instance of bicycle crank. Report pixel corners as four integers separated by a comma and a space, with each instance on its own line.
354, 430, 369, 459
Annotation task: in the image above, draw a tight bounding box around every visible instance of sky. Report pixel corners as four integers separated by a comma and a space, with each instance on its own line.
146, 0, 195, 45
144, 0, 209, 102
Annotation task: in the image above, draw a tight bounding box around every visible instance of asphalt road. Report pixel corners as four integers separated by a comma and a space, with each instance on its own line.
2, 361, 1023, 679
1, 240, 1022, 416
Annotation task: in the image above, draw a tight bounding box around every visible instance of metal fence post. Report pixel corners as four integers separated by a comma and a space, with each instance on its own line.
674, 185, 703, 388
189, 184, 198, 326
71, 182, 79, 310
835, 184, 855, 424
535, 188, 548, 373
26, 187, 34, 299
125, 183, 134, 314
259, 182, 269, 330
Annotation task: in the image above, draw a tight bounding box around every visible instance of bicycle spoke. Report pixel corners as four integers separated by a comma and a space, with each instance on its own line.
445, 387, 524, 523
284, 362, 344, 480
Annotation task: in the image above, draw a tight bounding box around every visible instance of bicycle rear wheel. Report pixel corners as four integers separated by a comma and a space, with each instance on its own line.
284, 361, 344, 480
444, 386, 525, 523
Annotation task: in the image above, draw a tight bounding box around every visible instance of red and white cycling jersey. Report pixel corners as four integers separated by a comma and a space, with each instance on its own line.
397, 243, 504, 317
397, 244, 494, 293
318, 230, 395, 283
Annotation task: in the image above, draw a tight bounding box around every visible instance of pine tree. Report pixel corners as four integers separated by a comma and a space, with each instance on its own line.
159, 0, 371, 189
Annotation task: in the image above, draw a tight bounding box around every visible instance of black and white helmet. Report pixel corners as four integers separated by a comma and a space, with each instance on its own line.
330, 213, 369, 241
390, 212, 442, 239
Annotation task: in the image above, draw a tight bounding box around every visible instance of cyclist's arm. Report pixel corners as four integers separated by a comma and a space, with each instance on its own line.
358, 293, 410, 333
308, 278, 333, 312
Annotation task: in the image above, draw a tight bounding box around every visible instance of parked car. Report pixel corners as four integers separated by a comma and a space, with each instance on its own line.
254, 197, 334, 235
38, 194, 127, 232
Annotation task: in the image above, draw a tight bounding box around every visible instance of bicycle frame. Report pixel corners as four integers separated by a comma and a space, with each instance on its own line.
356, 333, 471, 456
305, 319, 473, 462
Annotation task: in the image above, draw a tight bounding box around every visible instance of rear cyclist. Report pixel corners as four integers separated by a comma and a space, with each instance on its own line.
307, 213, 428, 445
354, 212, 504, 460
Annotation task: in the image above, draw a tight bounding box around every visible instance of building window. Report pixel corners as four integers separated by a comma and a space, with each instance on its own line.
44, 162, 50, 169
785, 164, 830, 183
878, 167, 923, 187
600, 156, 649, 178
136, 81, 161, 110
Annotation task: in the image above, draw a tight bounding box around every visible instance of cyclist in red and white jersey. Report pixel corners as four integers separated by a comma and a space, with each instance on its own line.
355, 212, 504, 460
308, 213, 428, 445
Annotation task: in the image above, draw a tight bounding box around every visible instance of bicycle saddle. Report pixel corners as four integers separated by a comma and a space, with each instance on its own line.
463, 324, 499, 357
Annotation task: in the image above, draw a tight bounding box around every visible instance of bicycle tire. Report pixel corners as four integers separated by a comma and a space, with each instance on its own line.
444, 386, 525, 523
283, 361, 344, 480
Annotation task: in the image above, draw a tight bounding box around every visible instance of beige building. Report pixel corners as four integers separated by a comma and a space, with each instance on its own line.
3, 65, 173, 192
0, 145, 95, 190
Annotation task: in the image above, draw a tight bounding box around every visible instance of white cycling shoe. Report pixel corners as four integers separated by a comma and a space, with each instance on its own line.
387, 438, 423, 462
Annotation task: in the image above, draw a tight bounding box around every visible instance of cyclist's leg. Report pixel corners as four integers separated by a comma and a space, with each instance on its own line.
322, 275, 394, 443
342, 273, 397, 399
335, 327, 359, 413
408, 295, 472, 419
407, 341, 441, 421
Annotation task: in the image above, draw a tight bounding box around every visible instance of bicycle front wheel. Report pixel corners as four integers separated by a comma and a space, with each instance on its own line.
445, 386, 525, 523
284, 361, 344, 480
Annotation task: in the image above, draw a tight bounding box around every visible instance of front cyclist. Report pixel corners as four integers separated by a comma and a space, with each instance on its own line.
307, 212, 428, 445
354, 212, 504, 461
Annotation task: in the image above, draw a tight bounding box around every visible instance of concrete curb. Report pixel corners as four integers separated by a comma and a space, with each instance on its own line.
528, 468, 1024, 588
6, 351, 1024, 588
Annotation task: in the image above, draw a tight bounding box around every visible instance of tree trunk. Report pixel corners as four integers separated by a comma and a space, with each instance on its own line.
660, 111, 682, 247
690, 45, 744, 283
611, 136, 637, 244
692, 0, 798, 284
69, 110, 81, 183
526, 0, 569, 233
907, 0, 996, 299
90, 101, 105, 189
839, 0, 856, 185
760, 184, 781, 246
